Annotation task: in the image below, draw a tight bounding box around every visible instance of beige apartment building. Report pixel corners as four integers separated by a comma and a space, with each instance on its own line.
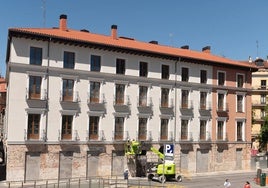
251, 58, 268, 154
4, 14, 257, 181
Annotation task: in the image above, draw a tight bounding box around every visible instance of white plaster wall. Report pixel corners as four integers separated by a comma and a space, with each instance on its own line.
7, 37, 214, 143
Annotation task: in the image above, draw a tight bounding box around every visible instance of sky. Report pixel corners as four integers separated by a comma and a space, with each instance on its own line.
0, 0, 268, 77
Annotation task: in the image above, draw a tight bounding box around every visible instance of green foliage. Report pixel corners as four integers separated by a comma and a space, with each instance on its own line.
257, 116, 268, 150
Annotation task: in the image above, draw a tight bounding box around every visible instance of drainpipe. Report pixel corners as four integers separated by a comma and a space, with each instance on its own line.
174, 57, 180, 166
45, 38, 51, 141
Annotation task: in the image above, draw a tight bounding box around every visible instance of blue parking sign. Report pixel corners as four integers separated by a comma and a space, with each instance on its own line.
165, 144, 174, 156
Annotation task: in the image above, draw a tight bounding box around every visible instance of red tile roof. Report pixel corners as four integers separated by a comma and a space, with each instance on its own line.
9, 26, 257, 70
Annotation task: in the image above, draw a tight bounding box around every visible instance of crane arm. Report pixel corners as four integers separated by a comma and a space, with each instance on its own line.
150, 147, 164, 160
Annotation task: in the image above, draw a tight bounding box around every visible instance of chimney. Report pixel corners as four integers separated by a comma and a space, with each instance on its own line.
59, 14, 67, 31
202, 46, 211, 53
149, 40, 158, 44
181, 45, 189, 49
111, 25, 117, 39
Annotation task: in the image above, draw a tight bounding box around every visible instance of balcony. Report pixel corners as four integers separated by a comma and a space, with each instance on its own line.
24, 129, 46, 144
114, 95, 130, 106
179, 132, 193, 142
158, 131, 174, 142
112, 131, 129, 142
159, 98, 174, 109
87, 93, 106, 105
180, 100, 193, 110
87, 93, 106, 113
58, 129, 79, 144
60, 90, 80, 103
199, 102, 212, 111
137, 97, 153, 116
252, 100, 267, 107
216, 132, 228, 142
252, 85, 268, 92
137, 97, 152, 108
26, 88, 47, 101
198, 132, 211, 142
86, 130, 105, 142
217, 103, 229, 112
136, 130, 152, 142
113, 95, 131, 114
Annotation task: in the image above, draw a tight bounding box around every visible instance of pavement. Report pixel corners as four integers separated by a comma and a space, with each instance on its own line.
0, 169, 267, 188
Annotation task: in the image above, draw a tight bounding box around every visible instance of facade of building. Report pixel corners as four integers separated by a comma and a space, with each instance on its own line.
0, 77, 6, 136
251, 58, 268, 153
5, 15, 257, 181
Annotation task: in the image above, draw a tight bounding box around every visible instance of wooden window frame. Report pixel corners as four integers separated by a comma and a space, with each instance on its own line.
90, 81, 100, 103
29, 76, 42, 99
89, 116, 99, 140
61, 115, 73, 140
27, 114, 40, 140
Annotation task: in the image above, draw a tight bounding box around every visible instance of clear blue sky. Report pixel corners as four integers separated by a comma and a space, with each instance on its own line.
0, 0, 267, 77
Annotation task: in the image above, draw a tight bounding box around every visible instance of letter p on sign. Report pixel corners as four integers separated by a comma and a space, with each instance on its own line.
165, 144, 174, 156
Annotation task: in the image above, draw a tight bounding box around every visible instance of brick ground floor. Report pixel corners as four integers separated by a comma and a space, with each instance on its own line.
5, 142, 252, 181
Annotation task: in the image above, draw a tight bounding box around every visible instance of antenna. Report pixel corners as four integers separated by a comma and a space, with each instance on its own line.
256, 40, 259, 58
169, 33, 174, 47
42, 0, 46, 27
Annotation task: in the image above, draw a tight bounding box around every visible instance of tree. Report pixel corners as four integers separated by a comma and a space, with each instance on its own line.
257, 116, 268, 151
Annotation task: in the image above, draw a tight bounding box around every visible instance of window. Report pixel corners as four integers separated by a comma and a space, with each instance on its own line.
200, 92, 207, 110
29, 76, 42, 99
61, 115, 73, 140
30, 47, 42, 65
62, 79, 74, 101
139, 86, 148, 106
64, 51, 75, 69
261, 80, 267, 89
261, 94, 266, 104
218, 72, 225, 86
218, 93, 225, 111
181, 67, 189, 82
116, 58, 125, 74
217, 121, 224, 140
160, 118, 168, 140
237, 74, 244, 88
140, 62, 148, 77
200, 120, 206, 140
237, 94, 244, 112
181, 119, 188, 140
161, 88, 169, 107
89, 116, 99, 140
181, 90, 189, 109
200, 70, 207, 84
90, 82, 100, 103
261, 109, 266, 118
138, 118, 147, 140
237, 121, 243, 141
161, 65, 169, 79
114, 117, 124, 140
115, 84, 125, 105
27, 114, 40, 139
90, 55, 101, 72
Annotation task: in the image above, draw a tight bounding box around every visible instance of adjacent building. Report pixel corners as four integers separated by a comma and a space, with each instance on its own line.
0, 77, 6, 137
4, 14, 257, 181
251, 58, 268, 154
